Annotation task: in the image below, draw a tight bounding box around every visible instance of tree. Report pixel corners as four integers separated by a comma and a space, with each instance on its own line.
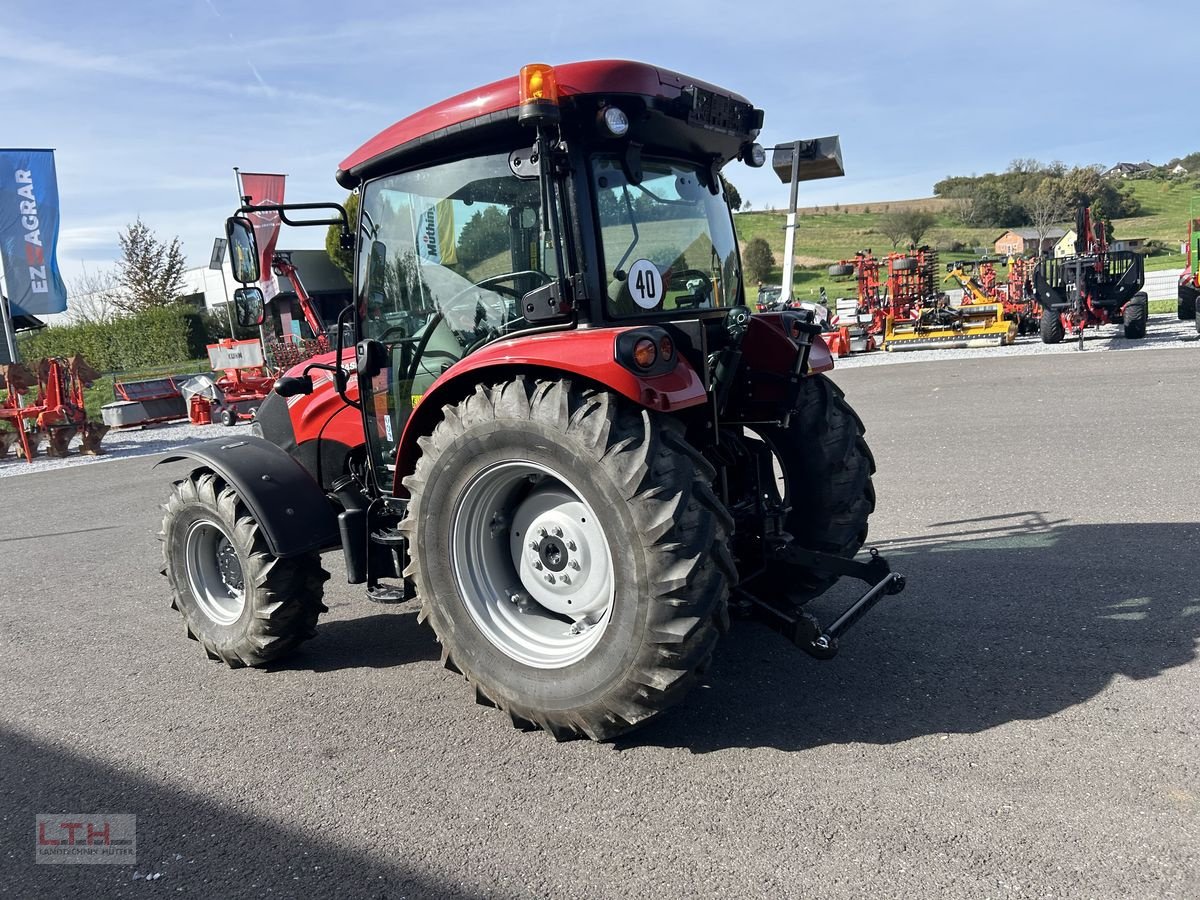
741, 237, 775, 284
878, 211, 908, 248
112, 218, 187, 313
903, 210, 937, 246
1020, 178, 1072, 251
325, 192, 360, 280
720, 176, 742, 212
1090, 196, 1115, 243
67, 265, 120, 325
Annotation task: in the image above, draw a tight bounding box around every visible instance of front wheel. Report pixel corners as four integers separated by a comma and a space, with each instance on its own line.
161, 471, 328, 667
1041, 309, 1065, 344
750, 374, 876, 603
1123, 294, 1148, 339
401, 378, 734, 741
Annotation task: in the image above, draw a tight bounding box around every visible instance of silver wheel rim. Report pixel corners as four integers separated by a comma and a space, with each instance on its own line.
184, 520, 246, 625
450, 461, 615, 669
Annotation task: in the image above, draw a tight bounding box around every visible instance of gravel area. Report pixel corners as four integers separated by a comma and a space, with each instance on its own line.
0, 420, 233, 479
835, 313, 1199, 368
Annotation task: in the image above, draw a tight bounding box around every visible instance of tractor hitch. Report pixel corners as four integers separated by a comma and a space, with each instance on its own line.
745, 543, 905, 659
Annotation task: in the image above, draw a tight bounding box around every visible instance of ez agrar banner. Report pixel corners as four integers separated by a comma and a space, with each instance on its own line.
0, 149, 67, 316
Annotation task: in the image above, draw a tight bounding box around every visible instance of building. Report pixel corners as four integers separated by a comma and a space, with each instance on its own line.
1102, 162, 1155, 179
1054, 230, 1148, 256
994, 227, 1068, 257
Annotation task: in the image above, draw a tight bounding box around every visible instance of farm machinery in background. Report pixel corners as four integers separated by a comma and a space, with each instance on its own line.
1033, 205, 1147, 348
945, 257, 1040, 335
0, 355, 108, 462
825, 250, 883, 354
1178, 201, 1199, 329
880, 246, 1016, 351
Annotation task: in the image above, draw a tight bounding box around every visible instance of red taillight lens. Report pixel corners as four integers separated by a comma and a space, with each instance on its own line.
632, 338, 657, 369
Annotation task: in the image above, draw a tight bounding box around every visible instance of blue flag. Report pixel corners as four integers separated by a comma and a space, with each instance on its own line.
0, 149, 67, 316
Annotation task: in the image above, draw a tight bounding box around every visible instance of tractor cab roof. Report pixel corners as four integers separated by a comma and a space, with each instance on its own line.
336, 59, 763, 189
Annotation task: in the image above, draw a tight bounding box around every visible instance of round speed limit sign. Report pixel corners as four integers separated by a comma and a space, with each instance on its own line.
627, 259, 663, 310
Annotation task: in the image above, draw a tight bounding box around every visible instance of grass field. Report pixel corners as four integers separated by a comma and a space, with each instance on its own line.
741, 177, 1199, 299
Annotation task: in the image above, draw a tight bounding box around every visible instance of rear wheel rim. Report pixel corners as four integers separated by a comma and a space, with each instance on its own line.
450, 461, 615, 669
184, 520, 246, 625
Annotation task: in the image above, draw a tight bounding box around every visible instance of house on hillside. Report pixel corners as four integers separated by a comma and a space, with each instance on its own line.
1054, 230, 1148, 256
1170, 164, 1189, 176
994, 227, 1068, 257
1102, 161, 1155, 179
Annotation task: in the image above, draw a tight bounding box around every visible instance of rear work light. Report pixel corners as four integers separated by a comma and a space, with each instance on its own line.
519, 63, 560, 122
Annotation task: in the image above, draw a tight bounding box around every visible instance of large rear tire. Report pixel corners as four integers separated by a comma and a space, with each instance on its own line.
1041, 309, 1065, 344
752, 374, 876, 603
161, 471, 328, 667
1123, 293, 1148, 339
401, 377, 733, 741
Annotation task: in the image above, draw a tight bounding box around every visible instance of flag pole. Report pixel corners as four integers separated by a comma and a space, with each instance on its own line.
0, 269, 19, 364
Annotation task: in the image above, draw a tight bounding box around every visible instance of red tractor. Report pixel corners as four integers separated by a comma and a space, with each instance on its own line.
157, 61, 903, 741
1033, 205, 1147, 347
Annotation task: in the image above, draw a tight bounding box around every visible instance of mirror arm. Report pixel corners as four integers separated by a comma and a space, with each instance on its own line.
334, 302, 361, 410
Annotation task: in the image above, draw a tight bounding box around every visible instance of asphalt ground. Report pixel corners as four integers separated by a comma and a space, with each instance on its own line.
1, 347, 1197, 899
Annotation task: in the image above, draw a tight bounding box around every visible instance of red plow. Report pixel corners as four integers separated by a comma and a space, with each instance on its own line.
0, 355, 109, 462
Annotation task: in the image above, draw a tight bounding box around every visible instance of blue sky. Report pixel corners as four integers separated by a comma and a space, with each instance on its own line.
1, 0, 1193, 282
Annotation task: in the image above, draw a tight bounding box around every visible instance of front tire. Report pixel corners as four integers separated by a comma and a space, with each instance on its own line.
752, 374, 876, 603
1123, 294, 1148, 339
162, 471, 328, 667
401, 378, 733, 741
1041, 309, 1065, 344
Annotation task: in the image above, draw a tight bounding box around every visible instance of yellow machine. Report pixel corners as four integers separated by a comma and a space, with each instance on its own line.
884, 302, 1017, 351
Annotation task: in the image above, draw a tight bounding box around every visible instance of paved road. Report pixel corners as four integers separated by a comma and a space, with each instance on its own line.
2, 349, 1197, 899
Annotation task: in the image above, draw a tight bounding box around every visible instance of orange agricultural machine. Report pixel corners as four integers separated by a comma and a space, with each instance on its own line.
0, 355, 108, 461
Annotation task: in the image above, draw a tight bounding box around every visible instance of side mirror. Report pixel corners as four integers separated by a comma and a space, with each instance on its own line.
233, 287, 265, 327
274, 375, 313, 397
226, 216, 261, 283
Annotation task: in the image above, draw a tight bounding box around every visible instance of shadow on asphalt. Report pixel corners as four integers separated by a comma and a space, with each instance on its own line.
621, 513, 1200, 753
275, 610, 439, 673
0, 728, 492, 898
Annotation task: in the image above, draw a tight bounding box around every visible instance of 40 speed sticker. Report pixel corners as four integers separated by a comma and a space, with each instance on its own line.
627, 259, 663, 310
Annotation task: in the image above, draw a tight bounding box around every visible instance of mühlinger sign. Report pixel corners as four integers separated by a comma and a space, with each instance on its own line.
0, 148, 67, 316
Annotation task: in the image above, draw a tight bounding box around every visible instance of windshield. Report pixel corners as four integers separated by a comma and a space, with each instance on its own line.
592, 156, 741, 317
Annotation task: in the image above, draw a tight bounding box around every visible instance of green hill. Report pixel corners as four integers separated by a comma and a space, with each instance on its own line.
740, 177, 1198, 302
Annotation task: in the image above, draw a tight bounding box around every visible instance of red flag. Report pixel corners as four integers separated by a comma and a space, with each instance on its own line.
238, 172, 286, 300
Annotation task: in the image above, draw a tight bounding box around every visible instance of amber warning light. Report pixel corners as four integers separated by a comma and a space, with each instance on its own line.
519, 64, 560, 122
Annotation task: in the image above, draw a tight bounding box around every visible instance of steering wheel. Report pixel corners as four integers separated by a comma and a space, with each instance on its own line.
442, 270, 553, 334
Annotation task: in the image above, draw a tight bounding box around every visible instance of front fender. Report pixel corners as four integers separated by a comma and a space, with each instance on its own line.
156, 436, 339, 558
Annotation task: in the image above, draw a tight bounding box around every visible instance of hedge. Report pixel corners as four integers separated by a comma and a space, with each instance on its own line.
17, 304, 211, 372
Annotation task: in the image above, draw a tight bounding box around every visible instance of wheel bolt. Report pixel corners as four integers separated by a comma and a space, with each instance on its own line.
545, 573, 556, 584
538, 527, 548, 537
569, 560, 581, 571
561, 574, 571, 584
533, 561, 543, 570
553, 526, 563, 537
566, 540, 576, 551
528, 541, 539, 551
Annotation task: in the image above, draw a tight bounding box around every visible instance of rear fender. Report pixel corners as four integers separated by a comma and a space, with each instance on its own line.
156, 436, 339, 557
392, 327, 707, 490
